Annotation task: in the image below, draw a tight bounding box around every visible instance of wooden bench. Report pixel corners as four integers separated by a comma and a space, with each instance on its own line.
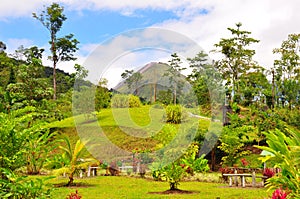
223, 173, 252, 187
223, 173, 267, 187
119, 165, 133, 172
87, 166, 99, 177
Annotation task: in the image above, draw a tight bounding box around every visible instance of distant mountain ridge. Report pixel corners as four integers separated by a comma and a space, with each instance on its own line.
114, 62, 191, 102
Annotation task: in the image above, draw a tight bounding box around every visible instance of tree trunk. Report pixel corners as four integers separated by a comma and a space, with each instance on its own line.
67, 174, 74, 186
271, 69, 275, 109
211, 146, 216, 171
153, 83, 157, 102
53, 63, 56, 100
170, 182, 177, 190
174, 84, 177, 104
51, 31, 57, 100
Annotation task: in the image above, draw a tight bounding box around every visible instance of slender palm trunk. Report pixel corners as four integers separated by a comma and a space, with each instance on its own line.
67, 173, 74, 186
51, 31, 57, 100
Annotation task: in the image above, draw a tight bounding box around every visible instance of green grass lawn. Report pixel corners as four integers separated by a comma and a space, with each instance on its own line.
46, 106, 252, 198
49, 175, 269, 199
49, 106, 214, 156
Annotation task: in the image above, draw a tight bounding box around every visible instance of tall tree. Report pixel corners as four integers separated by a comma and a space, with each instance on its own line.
187, 51, 211, 106
273, 33, 300, 79
213, 23, 259, 101
33, 3, 79, 100
273, 33, 300, 108
95, 78, 111, 110
121, 69, 143, 95
165, 53, 186, 104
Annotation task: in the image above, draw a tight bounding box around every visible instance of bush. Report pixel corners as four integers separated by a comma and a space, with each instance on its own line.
0, 168, 52, 199
164, 104, 187, 124
111, 94, 128, 108
150, 143, 209, 190
128, 94, 141, 108
257, 129, 300, 198
111, 94, 141, 108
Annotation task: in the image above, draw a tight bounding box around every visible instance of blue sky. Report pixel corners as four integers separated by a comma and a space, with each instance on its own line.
0, 9, 179, 51
1, 0, 300, 86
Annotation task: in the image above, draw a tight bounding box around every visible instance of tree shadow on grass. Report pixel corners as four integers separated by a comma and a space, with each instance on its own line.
148, 189, 199, 195
53, 182, 96, 188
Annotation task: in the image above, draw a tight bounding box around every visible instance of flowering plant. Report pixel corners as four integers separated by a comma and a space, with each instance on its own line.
240, 158, 249, 167
272, 188, 289, 199
66, 190, 82, 199
263, 168, 275, 178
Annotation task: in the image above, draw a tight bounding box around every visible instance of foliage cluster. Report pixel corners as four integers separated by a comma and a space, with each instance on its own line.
0, 169, 52, 199
111, 94, 141, 108
164, 104, 188, 124
151, 143, 209, 190
257, 129, 300, 198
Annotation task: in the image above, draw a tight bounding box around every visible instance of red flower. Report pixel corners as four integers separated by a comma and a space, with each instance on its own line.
272, 188, 288, 199
263, 168, 275, 178
241, 158, 248, 167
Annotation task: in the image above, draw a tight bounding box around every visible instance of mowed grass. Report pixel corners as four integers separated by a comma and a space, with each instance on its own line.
49, 175, 269, 199
50, 106, 207, 152
45, 106, 268, 198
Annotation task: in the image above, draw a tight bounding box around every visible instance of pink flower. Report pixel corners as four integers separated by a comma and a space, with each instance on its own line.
272, 188, 288, 199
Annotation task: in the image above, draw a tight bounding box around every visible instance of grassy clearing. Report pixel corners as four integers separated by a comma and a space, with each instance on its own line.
46, 106, 248, 198
49, 175, 269, 199
50, 106, 208, 153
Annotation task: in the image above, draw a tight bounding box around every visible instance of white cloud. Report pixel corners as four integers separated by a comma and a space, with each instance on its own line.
6, 38, 34, 53
0, 0, 55, 20
0, 0, 196, 19
79, 28, 203, 86
151, 0, 300, 70
3, 0, 300, 81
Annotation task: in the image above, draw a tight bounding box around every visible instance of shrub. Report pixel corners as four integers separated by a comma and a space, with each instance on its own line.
150, 143, 209, 190
128, 94, 141, 108
111, 94, 141, 108
0, 168, 52, 199
164, 104, 187, 124
257, 129, 300, 198
111, 94, 129, 108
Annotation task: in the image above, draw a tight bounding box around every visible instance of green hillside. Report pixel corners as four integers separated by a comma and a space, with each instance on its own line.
51, 106, 209, 154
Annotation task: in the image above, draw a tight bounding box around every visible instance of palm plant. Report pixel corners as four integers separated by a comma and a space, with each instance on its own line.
54, 137, 95, 186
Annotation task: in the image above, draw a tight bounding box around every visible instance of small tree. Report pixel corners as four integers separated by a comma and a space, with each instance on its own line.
54, 137, 93, 186
218, 125, 249, 166
152, 143, 209, 190
273, 33, 300, 79
95, 78, 111, 110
